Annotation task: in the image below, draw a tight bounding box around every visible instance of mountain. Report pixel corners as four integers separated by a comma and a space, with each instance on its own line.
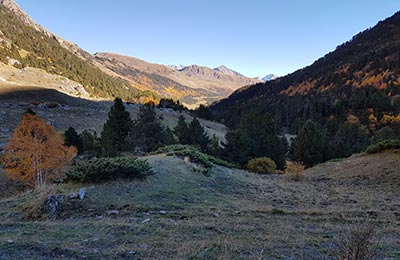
258, 74, 279, 82
210, 11, 400, 132
213, 65, 244, 77
0, 0, 157, 103
0, 0, 260, 108
168, 64, 186, 71
94, 53, 262, 107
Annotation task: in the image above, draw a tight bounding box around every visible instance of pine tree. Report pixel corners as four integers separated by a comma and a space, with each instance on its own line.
222, 110, 288, 169
100, 98, 132, 157
333, 122, 370, 158
207, 134, 221, 157
133, 103, 166, 152
174, 115, 189, 144
291, 120, 324, 168
64, 127, 83, 154
1, 113, 76, 187
187, 117, 210, 151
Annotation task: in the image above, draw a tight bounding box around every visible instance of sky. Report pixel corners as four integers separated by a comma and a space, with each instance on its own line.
16, 0, 400, 78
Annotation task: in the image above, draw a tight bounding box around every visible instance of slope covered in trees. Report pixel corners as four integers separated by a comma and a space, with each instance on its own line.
0, 4, 156, 102
210, 11, 400, 134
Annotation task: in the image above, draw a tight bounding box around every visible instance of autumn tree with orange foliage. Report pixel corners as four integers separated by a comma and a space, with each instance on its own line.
1, 113, 76, 188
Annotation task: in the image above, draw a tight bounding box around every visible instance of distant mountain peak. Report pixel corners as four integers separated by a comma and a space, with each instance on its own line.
256, 74, 279, 82
168, 64, 186, 71
213, 65, 244, 77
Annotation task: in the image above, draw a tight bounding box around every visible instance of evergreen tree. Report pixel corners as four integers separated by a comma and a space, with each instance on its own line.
222, 111, 288, 170
291, 120, 324, 168
372, 126, 397, 144
174, 115, 189, 144
333, 122, 370, 158
64, 127, 83, 154
133, 103, 166, 153
222, 129, 249, 165
187, 117, 210, 151
163, 127, 177, 146
207, 134, 221, 157
100, 98, 132, 157
80, 130, 100, 154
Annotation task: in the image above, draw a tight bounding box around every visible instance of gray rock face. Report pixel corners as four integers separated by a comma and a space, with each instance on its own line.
44, 194, 64, 220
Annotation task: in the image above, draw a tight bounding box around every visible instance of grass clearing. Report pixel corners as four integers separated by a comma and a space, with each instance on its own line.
0, 152, 399, 259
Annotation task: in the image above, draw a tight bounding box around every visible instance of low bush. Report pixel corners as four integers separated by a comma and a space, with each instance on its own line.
285, 161, 305, 181
365, 139, 400, 154
246, 157, 277, 174
333, 224, 379, 260
66, 157, 152, 182
154, 145, 235, 170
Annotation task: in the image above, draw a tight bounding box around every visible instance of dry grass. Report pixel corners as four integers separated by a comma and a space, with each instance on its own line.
0, 152, 399, 259
0, 88, 227, 146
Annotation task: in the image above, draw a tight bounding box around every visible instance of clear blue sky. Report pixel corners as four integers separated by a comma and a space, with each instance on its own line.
16, 0, 399, 77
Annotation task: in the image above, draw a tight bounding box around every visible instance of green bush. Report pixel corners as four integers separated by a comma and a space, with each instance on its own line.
154, 145, 234, 170
66, 157, 152, 182
365, 139, 400, 154
246, 157, 277, 174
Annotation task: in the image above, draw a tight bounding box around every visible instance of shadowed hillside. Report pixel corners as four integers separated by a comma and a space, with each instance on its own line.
211, 11, 400, 132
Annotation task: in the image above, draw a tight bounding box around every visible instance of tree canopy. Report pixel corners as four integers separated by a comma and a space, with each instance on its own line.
1, 113, 76, 187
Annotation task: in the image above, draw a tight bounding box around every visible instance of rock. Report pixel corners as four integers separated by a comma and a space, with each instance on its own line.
127, 251, 136, 255
212, 213, 220, 218
159, 210, 167, 215
7, 239, 14, 244
141, 218, 151, 224
95, 215, 103, 220
44, 194, 64, 220
69, 192, 79, 199
79, 188, 87, 200
106, 210, 119, 216
129, 217, 139, 223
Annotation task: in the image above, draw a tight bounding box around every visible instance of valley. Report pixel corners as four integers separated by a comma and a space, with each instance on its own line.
0, 0, 399, 259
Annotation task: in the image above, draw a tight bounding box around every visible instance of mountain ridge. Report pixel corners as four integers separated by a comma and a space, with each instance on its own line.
210, 11, 400, 132
0, 0, 261, 107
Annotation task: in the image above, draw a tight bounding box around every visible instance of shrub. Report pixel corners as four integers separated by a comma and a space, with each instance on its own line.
154, 145, 234, 170
246, 157, 277, 174
66, 157, 152, 182
365, 139, 400, 154
334, 224, 379, 260
285, 161, 305, 181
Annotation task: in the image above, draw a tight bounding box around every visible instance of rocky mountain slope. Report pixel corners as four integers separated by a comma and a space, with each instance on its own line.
94, 53, 261, 107
0, 0, 260, 108
211, 11, 400, 131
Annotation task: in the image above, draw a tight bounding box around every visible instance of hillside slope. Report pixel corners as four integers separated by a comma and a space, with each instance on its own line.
94, 53, 261, 107
0, 0, 260, 107
0, 2, 157, 102
0, 151, 399, 259
211, 11, 400, 131
0, 88, 227, 150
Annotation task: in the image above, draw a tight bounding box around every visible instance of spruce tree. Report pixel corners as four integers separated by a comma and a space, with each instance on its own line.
188, 117, 210, 151
100, 98, 132, 157
174, 115, 189, 144
133, 103, 166, 152
64, 127, 83, 154
291, 120, 324, 168
207, 134, 221, 157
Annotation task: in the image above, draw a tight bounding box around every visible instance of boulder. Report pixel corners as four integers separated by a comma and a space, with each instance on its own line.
44, 194, 64, 220
79, 188, 87, 200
